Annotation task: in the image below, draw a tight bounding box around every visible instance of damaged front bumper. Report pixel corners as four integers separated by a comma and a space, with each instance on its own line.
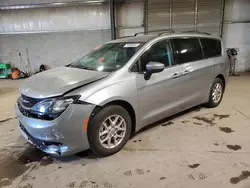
16, 103, 96, 156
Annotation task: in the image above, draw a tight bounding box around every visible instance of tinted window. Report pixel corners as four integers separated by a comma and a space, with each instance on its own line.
200, 38, 221, 58
171, 38, 203, 64
140, 40, 173, 71
131, 61, 139, 72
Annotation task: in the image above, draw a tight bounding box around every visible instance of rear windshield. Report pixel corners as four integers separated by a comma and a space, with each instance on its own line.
70, 42, 144, 72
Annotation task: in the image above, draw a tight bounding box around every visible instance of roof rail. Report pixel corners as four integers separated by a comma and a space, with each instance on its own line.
158, 29, 175, 36
134, 29, 175, 36
182, 30, 211, 35
118, 35, 135, 39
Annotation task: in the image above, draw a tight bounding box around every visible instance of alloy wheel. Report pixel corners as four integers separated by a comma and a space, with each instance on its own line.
99, 115, 126, 149
212, 83, 223, 103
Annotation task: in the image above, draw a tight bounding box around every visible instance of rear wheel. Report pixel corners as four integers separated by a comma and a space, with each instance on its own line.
88, 105, 132, 157
205, 77, 224, 108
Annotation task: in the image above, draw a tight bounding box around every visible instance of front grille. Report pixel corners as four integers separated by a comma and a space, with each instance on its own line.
18, 102, 55, 121
20, 94, 43, 108
18, 98, 57, 121
18, 102, 31, 117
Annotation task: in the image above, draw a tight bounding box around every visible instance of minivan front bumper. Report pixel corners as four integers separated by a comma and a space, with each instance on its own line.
15, 103, 95, 156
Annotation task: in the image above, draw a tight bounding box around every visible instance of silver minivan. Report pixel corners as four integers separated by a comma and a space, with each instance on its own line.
16, 32, 229, 157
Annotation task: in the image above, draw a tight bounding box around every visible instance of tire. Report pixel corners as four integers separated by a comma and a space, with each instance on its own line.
205, 77, 224, 108
87, 105, 132, 157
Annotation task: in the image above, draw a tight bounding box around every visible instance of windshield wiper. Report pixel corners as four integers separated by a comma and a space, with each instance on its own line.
72, 65, 97, 71
65, 63, 73, 67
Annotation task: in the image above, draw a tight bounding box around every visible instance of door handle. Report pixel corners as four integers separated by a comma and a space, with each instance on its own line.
172, 73, 182, 78
182, 70, 190, 75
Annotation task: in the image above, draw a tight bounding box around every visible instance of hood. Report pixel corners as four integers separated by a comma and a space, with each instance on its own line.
20, 67, 109, 98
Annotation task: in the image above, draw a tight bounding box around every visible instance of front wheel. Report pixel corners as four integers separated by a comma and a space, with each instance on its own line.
205, 77, 224, 108
88, 105, 132, 157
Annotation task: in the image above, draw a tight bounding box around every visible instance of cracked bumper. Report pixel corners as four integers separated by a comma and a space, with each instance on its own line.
15, 103, 95, 156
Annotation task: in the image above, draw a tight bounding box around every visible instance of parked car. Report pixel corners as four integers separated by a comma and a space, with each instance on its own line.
16, 31, 229, 157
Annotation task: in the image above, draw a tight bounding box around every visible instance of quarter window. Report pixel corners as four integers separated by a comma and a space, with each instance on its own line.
200, 38, 222, 58
171, 38, 203, 64
131, 61, 139, 72
140, 40, 173, 71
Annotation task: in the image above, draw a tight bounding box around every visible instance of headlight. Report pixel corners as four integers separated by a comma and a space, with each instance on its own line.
31, 96, 79, 115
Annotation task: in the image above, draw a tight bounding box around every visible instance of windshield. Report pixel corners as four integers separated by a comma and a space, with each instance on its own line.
70, 42, 144, 72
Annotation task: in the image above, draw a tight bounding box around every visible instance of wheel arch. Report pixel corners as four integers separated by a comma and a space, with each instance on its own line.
215, 74, 226, 89
90, 100, 136, 134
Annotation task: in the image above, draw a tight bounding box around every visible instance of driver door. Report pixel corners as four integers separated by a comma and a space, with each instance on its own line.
136, 39, 186, 127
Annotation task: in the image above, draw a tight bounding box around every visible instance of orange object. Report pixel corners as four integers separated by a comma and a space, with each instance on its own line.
12, 69, 20, 79
83, 117, 90, 131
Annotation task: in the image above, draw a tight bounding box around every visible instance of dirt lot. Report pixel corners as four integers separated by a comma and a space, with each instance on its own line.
0, 75, 250, 188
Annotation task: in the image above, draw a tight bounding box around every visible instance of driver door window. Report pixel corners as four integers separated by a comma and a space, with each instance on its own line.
140, 40, 173, 72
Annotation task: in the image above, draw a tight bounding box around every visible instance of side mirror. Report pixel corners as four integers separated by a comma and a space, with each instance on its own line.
144, 62, 165, 80
146, 62, 165, 73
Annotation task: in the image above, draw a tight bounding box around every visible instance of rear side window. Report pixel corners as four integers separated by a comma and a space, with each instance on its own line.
171, 38, 203, 64
200, 38, 222, 58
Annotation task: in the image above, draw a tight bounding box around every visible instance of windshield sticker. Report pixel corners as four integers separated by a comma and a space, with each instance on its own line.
124, 43, 140, 48
98, 57, 104, 63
